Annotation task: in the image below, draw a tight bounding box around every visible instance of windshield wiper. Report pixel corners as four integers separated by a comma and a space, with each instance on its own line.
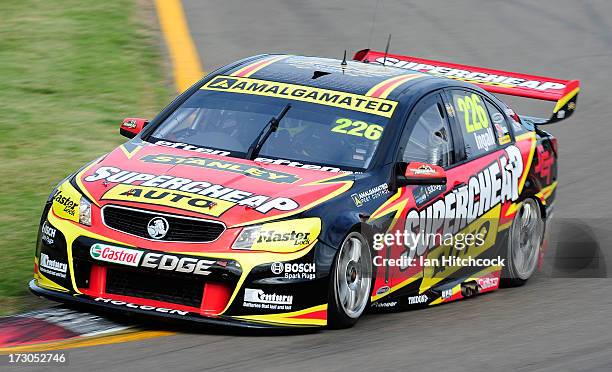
246, 103, 292, 160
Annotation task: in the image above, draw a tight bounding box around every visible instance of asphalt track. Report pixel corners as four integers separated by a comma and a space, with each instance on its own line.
9, 1, 612, 370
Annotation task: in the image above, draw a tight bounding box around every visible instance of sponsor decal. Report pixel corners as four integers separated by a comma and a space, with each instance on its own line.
491, 112, 511, 144
235, 218, 321, 252
122, 119, 137, 129
147, 216, 169, 239
141, 154, 300, 184
51, 183, 80, 222
535, 144, 554, 184
41, 221, 57, 245
102, 184, 229, 217
86, 166, 299, 215
90, 244, 143, 267
270, 262, 315, 280
94, 298, 189, 315
89, 243, 217, 275
499, 134, 511, 145
404, 146, 523, 258
270, 262, 284, 275
351, 193, 364, 207
408, 294, 428, 305
477, 277, 499, 290
39, 253, 68, 279
474, 129, 496, 151
140, 252, 216, 276
441, 288, 453, 299
243, 288, 293, 310
257, 230, 311, 246
254, 157, 343, 173
374, 57, 566, 91
410, 164, 436, 175
371, 301, 397, 308
351, 183, 389, 207
202, 75, 398, 118
154, 140, 230, 156
376, 285, 390, 295
413, 184, 445, 207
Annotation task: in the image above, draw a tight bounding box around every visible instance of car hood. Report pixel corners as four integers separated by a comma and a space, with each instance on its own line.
77, 142, 355, 227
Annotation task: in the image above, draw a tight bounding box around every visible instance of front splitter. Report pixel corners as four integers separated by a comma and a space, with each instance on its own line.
29, 280, 322, 331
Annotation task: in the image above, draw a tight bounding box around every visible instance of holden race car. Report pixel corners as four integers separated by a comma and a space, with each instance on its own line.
31, 49, 579, 329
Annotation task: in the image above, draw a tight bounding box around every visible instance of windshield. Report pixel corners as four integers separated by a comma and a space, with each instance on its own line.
148, 82, 393, 170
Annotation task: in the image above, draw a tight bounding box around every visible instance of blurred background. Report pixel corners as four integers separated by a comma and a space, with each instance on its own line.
1, 0, 611, 369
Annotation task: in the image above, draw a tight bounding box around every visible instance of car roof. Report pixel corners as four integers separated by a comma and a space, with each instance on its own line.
223, 54, 443, 101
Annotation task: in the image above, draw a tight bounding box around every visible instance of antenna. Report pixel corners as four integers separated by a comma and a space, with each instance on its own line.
367, 0, 381, 48
382, 34, 392, 66
341, 50, 347, 66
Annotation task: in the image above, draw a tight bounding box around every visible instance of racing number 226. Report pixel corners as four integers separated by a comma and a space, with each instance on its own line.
457, 93, 488, 133
331, 118, 383, 140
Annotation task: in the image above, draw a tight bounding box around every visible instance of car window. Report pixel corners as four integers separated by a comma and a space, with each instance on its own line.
148, 89, 391, 170
486, 100, 512, 145
402, 98, 453, 167
450, 90, 498, 159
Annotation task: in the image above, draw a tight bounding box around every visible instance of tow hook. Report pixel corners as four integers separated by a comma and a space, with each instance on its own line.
461, 281, 479, 298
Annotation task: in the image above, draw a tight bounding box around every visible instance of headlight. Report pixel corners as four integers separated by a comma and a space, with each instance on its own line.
79, 198, 91, 226
232, 218, 321, 253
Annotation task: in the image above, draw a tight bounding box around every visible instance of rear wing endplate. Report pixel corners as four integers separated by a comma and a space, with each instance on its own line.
354, 49, 580, 125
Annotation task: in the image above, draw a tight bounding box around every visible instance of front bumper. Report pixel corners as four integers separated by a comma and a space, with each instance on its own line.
33, 210, 331, 328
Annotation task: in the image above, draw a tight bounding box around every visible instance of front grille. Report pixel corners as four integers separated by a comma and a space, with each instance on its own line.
102, 205, 225, 242
106, 267, 204, 308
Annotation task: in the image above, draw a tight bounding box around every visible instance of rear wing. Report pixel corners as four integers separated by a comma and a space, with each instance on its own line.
354, 49, 580, 125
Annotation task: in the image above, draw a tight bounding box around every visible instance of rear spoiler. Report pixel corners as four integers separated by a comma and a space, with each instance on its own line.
354, 49, 580, 125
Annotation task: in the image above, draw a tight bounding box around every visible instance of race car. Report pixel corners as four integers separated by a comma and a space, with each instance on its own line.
31, 50, 579, 328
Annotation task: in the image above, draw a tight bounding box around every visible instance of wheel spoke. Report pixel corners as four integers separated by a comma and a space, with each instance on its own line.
346, 288, 356, 309
349, 238, 361, 262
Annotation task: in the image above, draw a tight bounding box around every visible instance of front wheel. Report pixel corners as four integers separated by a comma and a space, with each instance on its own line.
327, 231, 373, 328
501, 198, 544, 287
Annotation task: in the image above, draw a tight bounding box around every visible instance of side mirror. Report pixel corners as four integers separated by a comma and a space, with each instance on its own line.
396, 162, 447, 187
120, 118, 149, 139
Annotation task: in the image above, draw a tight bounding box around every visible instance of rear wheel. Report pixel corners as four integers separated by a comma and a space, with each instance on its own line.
328, 232, 372, 328
502, 198, 544, 287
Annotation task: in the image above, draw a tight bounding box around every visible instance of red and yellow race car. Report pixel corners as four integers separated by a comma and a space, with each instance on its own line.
31, 50, 579, 328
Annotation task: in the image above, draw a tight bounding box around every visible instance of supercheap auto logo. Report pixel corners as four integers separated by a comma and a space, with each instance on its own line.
140, 154, 300, 184
85, 166, 299, 216
202, 75, 398, 118
375, 57, 567, 91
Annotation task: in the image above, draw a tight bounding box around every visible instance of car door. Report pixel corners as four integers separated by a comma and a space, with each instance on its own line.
370, 91, 459, 301
421, 88, 519, 291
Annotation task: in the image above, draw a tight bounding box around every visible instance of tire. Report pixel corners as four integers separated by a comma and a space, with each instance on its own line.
501, 198, 544, 287
327, 231, 373, 328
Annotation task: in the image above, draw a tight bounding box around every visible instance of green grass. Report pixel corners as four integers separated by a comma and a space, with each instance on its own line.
0, 0, 172, 314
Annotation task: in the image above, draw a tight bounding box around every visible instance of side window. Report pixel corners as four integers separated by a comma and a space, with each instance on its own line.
485, 101, 511, 145
450, 90, 497, 159
402, 97, 453, 167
